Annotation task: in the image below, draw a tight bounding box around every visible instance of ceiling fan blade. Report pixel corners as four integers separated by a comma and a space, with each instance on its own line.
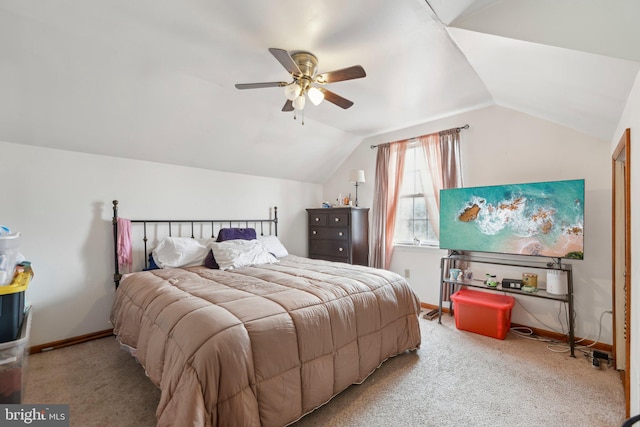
282, 99, 294, 112
316, 65, 366, 84
268, 48, 301, 76
235, 82, 287, 90
318, 88, 354, 109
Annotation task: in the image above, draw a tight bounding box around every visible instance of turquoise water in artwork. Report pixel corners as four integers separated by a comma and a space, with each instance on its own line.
439, 179, 584, 259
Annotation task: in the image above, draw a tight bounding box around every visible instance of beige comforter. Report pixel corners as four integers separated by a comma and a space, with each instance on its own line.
111, 255, 421, 427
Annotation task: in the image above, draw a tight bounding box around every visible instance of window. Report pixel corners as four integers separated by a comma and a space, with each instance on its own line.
393, 144, 438, 245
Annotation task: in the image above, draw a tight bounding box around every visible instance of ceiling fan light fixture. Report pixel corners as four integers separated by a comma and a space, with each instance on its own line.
235, 48, 366, 115
284, 83, 301, 101
293, 94, 306, 110
307, 87, 324, 106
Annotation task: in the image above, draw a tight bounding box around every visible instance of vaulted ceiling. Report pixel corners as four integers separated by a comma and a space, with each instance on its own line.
1, 0, 638, 183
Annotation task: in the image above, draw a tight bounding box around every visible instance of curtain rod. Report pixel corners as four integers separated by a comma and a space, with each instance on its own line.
370, 124, 469, 149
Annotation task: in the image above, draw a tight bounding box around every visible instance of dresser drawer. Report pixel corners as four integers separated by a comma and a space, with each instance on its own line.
309, 213, 329, 227
309, 227, 350, 240
309, 240, 350, 258
327, 213, 349, 226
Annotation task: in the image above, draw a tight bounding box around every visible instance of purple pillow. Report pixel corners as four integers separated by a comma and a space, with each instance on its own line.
204, 250, 219, 269
207, 228, 257, 269
216, 228, 257, 242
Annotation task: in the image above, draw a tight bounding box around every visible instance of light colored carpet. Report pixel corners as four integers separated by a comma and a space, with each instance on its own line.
23, 313, 625, 426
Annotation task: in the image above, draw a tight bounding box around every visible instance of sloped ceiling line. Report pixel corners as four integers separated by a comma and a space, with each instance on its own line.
0, 0, 638, 183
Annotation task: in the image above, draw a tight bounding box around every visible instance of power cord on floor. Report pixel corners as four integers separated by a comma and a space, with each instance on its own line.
509, 298, 572, 353
511, 296, 569, 335
510, 326, 554, 342
578, 310, 611, 348
509, 326, 568, 354
509, 326, 572, 353
510, 309, 613, 356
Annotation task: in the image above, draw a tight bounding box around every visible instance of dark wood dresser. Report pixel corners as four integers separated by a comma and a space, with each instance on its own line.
306, 207, 369, 266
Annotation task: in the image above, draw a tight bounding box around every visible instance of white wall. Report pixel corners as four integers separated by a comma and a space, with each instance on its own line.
324, 105, 613, 345
612, 70, 640, 417
1, 141, 321, 346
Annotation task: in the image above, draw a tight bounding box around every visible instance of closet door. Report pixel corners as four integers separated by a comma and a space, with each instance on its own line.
612, 128, 631, 417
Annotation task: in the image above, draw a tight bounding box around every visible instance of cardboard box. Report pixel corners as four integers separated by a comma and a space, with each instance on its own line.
450, 289, 515, 340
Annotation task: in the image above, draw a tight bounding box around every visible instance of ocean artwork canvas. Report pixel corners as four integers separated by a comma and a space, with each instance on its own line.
439, 179, 584, 260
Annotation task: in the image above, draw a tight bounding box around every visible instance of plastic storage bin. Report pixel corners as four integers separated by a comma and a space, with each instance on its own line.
0, 292, 25, 343
0, 268, 31, 343
0, 306, 31, 404
450, 289, 515, 340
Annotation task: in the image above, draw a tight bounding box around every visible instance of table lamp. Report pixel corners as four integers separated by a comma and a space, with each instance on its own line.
349, 169, 365, 207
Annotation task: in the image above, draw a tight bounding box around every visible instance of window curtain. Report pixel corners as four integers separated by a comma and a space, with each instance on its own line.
370, 141, 407, 269
419, 128, 463, 301
418, 128, 463, 239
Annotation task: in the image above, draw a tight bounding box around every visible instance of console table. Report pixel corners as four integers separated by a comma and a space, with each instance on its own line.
438, 254, 576, 357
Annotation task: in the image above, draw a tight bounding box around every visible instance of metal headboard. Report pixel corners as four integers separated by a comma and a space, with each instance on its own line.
112, 200, 278, 288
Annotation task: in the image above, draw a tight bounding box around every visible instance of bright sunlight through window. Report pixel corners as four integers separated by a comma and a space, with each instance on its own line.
394, 144, 438, 246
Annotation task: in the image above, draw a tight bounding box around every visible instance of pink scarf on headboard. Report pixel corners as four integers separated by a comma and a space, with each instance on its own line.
117, 217, 132, 273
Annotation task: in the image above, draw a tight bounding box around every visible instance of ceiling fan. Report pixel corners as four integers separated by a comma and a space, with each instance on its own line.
235, 48, 366, 118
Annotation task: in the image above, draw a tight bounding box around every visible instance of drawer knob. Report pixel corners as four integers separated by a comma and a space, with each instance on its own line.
315, 217, 320, 222
338, 232, 343, 236
338, 247, 344, 252
334, 218, 340, 222
312, 231, 317, 235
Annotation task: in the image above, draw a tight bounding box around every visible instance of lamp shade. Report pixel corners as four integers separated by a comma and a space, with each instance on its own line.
349, 169, 365, 183
293, 94, 306, 110
284, 83, 301, 101
307, 87, 324, 105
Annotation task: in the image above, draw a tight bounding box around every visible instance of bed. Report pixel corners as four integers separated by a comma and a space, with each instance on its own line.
109, 201, 421, 427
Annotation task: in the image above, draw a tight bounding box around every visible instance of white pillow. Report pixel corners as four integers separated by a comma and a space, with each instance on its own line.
257, 235, 289, 258
209, 239, 278, 271
152, 237, 215, 268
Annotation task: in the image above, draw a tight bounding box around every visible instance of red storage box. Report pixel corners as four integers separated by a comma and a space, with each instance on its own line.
450, 289, 515, 340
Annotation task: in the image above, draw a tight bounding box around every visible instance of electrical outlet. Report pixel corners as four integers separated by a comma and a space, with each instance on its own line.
404, 269, 410, 278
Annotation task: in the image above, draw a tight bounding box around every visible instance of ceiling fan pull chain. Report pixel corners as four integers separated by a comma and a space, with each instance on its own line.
302, 109, 305, 125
